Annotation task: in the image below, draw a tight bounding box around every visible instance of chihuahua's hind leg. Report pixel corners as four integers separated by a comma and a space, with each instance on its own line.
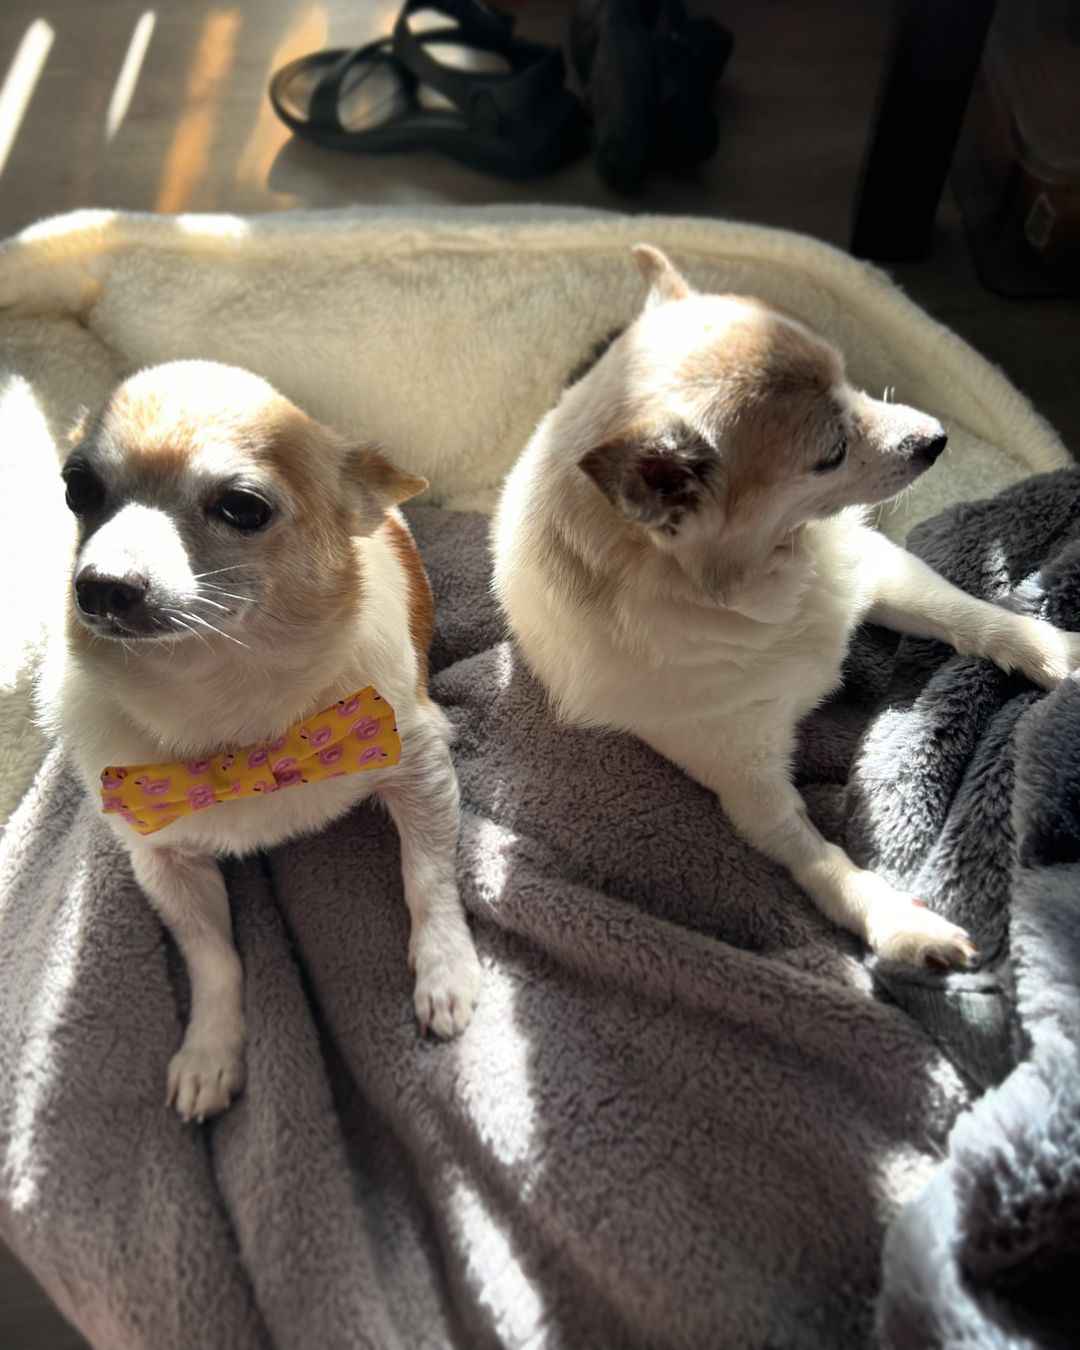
131, 846, 245, 1121
380, 732, 482, 1038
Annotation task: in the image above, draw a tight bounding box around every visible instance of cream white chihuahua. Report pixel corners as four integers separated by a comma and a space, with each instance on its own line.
40, 360, 481, 1121
493, 246, 1080, 969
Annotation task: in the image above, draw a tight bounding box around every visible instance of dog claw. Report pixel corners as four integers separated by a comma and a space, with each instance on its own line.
412, 938, 481, 1041
871, 895, 980, 970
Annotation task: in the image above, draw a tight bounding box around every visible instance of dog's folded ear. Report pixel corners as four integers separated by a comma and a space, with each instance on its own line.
341, 445, 427, 534
633, 244, 693, 311
579, 429, 718, 532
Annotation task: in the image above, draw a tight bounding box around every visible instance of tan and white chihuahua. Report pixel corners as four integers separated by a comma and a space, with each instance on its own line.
40, 360, 481, 1121
493, 246, 1080, 969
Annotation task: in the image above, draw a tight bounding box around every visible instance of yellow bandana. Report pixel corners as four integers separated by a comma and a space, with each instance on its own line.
100, 686, 401, 836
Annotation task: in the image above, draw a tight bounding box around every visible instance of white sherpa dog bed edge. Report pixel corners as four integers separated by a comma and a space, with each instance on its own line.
0, 205, 1069, 825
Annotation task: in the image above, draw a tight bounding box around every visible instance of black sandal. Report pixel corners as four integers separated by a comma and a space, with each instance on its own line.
269, 0, 587, 178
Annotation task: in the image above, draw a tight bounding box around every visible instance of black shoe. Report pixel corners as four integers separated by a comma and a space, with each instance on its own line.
270, 0, 587, 178
570, 0, 733, 190
654, 1, 734, 171
571, 0, 659, 192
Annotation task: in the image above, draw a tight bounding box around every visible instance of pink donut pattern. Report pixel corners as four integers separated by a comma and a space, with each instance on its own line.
99, 685, 401, 835
187, 784, 218, 811
300, 725, 333, 748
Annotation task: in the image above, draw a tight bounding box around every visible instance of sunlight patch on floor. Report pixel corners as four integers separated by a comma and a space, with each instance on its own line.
156, 8, 242, 213
0, 20, 54, 178
236, 3, 326, 198
106, 11, 157, 142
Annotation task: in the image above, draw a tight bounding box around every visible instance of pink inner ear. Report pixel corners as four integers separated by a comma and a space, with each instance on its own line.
639, 455, 691, 497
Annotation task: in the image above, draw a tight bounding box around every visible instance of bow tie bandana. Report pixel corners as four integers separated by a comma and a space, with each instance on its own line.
100, 686, 401, 836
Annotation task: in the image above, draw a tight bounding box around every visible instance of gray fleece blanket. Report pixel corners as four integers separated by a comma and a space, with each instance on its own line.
1, 476, 1078, 1350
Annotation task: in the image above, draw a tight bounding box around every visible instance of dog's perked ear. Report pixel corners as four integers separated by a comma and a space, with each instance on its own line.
579, 428, 719, 534
632, 244, 693, 311
341, 445, 428, 534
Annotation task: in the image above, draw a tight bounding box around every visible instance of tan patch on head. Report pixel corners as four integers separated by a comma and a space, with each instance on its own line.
99, 388, 204, 480
678, 303, 844, 502
98, 361, 298, 480
255, 404, 338, 508
382, 515, 435, 694
681, 300, 843, 407
251, 410, 370, 633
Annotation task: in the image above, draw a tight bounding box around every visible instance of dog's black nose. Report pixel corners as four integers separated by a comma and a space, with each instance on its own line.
75, 570, 147, 619
917, 432, 948, 465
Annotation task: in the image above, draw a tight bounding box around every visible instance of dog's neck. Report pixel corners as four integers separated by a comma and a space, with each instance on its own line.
69, 609, 363, 758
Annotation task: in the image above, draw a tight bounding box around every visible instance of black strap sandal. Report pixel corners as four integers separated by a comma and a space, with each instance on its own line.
269, 0, 586, 178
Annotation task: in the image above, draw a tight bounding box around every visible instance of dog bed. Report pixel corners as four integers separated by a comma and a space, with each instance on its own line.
0, 207, 1076, 1348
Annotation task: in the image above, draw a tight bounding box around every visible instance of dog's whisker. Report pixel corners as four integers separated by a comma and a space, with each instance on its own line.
184, 592, 231, 613
165, 612, 211, 650
165, 609, 213, 648
151, 615, 181, 660
192, 565, 248, 580
197, 584, 255, 604
175, 608, 251, 649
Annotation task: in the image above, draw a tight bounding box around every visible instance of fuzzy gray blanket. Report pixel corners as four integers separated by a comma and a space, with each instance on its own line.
1, 477, 1078, 1350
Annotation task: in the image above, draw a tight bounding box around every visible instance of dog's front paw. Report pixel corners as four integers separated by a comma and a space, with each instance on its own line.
1003, 620, 1080, 690
869, 897, 979, 970
412, 927, 482, 1039
167, 1032, 246, 1122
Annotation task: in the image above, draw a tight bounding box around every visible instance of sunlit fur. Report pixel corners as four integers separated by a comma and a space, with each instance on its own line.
39, 361, 481, 1121
493, 246, 1080, 969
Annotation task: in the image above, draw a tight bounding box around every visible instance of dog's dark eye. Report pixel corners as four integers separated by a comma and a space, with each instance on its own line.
62, 465, 105, 516
213, 490, 273, 531
813, 440, 848, 474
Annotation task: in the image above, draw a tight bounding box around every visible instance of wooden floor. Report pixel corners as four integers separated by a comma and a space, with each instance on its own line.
0, 0, 1076, 1344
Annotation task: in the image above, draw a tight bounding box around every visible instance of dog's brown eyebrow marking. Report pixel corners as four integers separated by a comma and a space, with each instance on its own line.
254, 410, 329, 510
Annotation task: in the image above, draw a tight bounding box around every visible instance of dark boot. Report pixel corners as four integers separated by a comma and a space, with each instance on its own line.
571, 0, 661, 192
